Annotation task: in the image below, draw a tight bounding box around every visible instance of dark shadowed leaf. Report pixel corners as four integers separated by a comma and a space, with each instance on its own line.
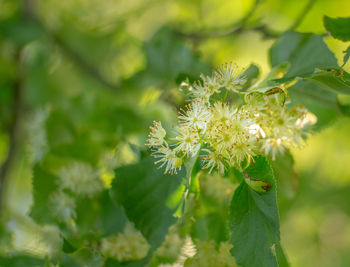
30, 164, 58, 225
0, 255, 44, 267
111, 158, 185, 249
324, 16, 350, 41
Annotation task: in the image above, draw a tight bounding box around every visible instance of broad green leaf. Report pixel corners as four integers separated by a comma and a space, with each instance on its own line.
62, 238, 77, 254
269, 31, 346, 127
104, 258, 148, 267
73, 190, 128, 240
276, 242, 290, 267
65, 248, 104, 267
244, 173, 271, 192
57, 254, 80, 267
338, 95, 350, 116
144, 27, 209, 81
343, 46, 350, 67
229, 156, 280, 267
269, 32, 338, 78
30, 164, 58, 225
307, 69, 350, 95
272, 68, 350, 96
289, 80, 340, 130
0, 18, 44, 46
0, 255, 44, 267
242, 64, 260, 90
111, 158, 185, 249
324, 16, 350, 42
269, 151, 297, 201
192, 212, 230, 243
250, 62, 290, 92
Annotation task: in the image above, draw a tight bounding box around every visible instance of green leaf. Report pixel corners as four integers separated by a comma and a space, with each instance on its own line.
242, 64, 260, 90
145, 27, 209, 81
250, 62, 290, 92
62, 238, 77, 254
111, 158, 185, 249
104, 258, 148, 267
192, 212, 229, 243
30, 164, 58, 225
324, 16, 350, 42
269, 151, 297, 201
0, 255, 44, 267
343, 46, 350, 67
74, 190, 128, 239
244, 173, 271, 192
289, 80, 340, 130
307, 69, 350, 95
66, 248, 104, 267
338, 94, 350, 116
269, 32, 338, 78
229, 156, 280, 267
276, 242, 290, 267
0, 18, 44, 46
269, 31, 346, 128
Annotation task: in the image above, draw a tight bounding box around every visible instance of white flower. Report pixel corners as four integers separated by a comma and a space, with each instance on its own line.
174, 127, 200, 157
146, 62, 316, 174
58, 161, 103, 197
210, 102, 237, 124
153, 146, 183, 174
184, 240, 236, 267
101, 223, 150, 262
153, 226, 184, 263
214, 63, 246, 91
190, 81, 213, 103
27, 108, 50, 163
201, 149, 226, 175
200, 73, 221, 95
295, 110, 318, 128
262, 137, 289, 160
146, 121, 167, 148
49, 190, 76, 223
178, 100, 211, 132
230, 141, 256, 167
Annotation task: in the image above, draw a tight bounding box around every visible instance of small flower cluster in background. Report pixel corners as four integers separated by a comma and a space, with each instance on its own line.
146, 63, 316, 175
101, 222, 150, 262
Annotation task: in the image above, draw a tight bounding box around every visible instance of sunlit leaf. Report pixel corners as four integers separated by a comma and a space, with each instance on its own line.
269, 31, 338, 78
229, 156, 279, 267
276, 242, 290, 267
343, 46, 350, 67
307, 68, 350, 95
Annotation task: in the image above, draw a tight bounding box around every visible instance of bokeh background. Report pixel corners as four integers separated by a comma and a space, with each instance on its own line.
1, 0, 350, 266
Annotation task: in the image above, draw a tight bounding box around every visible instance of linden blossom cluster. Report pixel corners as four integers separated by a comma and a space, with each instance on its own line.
146, 64, 316, 175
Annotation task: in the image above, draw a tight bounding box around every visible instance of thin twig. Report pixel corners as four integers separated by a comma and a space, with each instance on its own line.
174, 0, 280, 40
25, 0, 121, 91
0, 50, 23, 211
175, 0, 317, 41
44, 31, 121, 91
175, 0, 261, 40
288, 0, 317, 31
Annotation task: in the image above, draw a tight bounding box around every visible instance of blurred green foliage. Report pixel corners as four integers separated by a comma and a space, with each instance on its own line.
1, 0, 350, 266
